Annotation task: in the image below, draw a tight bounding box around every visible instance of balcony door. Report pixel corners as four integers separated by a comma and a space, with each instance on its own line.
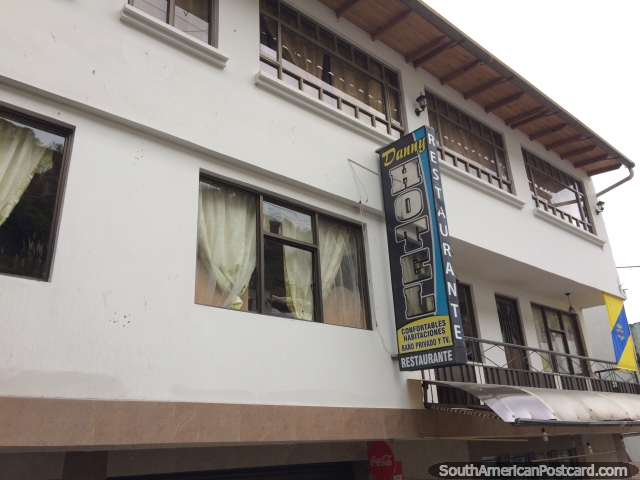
532, 304, 586, 375
495, 296, 528, 370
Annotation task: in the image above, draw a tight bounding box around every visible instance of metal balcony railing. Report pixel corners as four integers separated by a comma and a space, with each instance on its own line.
423, 337, 640, 407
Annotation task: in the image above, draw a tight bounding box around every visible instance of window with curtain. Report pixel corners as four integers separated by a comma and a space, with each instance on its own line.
259, 0, 405, 138
522, 148, 594, 233
425, 90, 513, 193
195, 177, 369, 329
129, 0, 216, 45
0, 107, 72, 280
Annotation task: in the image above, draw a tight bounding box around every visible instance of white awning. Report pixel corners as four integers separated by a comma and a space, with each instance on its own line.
425, 380, 640, 426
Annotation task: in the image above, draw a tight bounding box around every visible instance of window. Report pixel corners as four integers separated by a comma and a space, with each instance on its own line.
129, 0, 216, 45
0, 107, 72, 280
495, 296, 528, 370
522, 149, 593, 233
194, 177, 369, 329
457, 282, 481, 362
259, 0, 405, 138
425, 91, 513, 193
532, 304, 586, 375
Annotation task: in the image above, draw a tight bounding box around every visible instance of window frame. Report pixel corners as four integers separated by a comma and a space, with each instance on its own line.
424, 90, 514, 194
531, 303, 587, 376
522, 148, 594, 233
128, 0, 218, 47
0, 105, 74, 282
196, 174, 372, 329
495, 295, 529, 371
259, 0, 405, 138
457, 282, 481, 363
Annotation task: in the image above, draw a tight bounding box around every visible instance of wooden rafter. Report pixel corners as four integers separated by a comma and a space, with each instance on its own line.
336, 0, 362, 19
484, 92, 524, 114
406, 36, 446, 63
504, 107, 546, 127
587, 164, 622, 176
529, 124, 568, 141
545, 135, 586, 151
511, 111, 553, 129
463, 77, 507, 100
371, 10, 412, 41
560, 145, 598, 160
414, 40, 458, 67
573, 154, 610, 168
440, 60, 482, 86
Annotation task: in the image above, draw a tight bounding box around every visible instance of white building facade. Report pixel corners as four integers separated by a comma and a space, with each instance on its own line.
0, 0, 637, 478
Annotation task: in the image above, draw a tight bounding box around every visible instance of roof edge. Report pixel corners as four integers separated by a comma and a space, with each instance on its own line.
399, 0, 635, 170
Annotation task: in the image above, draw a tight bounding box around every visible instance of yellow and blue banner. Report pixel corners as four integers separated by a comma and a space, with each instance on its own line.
603, 292, 637, 371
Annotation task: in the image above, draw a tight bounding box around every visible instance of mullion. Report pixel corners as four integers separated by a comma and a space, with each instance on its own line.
257, 194, 266, 314
167, 0, 176, 26
263, 231, 317, 252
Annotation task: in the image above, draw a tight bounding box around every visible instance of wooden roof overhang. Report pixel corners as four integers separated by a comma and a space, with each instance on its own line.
318, 0, 635, 176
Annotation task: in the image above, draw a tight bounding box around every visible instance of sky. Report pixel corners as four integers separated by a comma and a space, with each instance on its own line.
423, 0, 640, 323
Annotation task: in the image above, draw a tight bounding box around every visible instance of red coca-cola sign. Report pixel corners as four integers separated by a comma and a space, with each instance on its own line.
368, 441, 395, 480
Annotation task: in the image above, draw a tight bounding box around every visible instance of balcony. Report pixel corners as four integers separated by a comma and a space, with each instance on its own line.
423, 337, 640, 408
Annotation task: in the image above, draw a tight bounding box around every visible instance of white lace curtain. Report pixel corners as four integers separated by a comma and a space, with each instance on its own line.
318, 217, 364, 329
280, 216, 363, 328
278, 217, 311, 321
196, 185, 365, 328
0, 118, 53, 227
196, 183, 256, 310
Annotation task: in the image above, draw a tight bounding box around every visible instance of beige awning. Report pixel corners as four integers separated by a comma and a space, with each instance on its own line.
426, 380, 640, 426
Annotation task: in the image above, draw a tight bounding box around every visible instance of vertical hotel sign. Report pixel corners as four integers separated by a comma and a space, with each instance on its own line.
378, 126, 467, 371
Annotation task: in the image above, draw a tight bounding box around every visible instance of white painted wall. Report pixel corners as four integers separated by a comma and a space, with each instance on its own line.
0, 0, 625, 407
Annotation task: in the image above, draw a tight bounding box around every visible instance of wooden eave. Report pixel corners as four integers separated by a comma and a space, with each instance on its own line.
317, 0, 634, 176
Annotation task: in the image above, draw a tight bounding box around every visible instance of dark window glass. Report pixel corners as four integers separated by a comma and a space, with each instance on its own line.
353, 49, 367, 70
280, 3, 297, 27
318, 28, 334, 50
260, 13, 278, 59
388, 89, 402, 126
370, 59, 382, 78
0, 109, 72, 280
336, 38, 351, 60
300, 16, 316, 39
384, 68, 398, 88
260, 0, 278, 16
